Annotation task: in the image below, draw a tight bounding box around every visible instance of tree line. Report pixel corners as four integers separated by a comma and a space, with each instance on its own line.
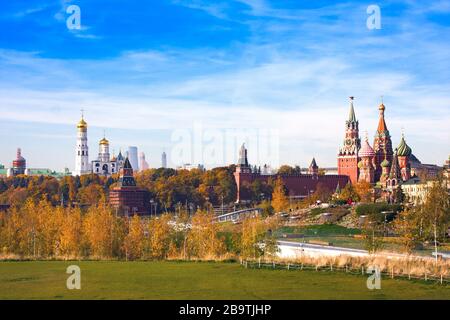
0, 166, 238, 212
0, 198, 280, 260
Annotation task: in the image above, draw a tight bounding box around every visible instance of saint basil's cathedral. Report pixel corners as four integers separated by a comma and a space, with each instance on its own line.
338, 97, 417, 201
234, 97, 437, 203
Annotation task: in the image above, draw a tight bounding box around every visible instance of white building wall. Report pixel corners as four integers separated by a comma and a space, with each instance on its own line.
74, 125, 90, 176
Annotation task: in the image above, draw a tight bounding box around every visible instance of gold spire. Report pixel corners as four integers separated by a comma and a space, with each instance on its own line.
77, 109, 88, 130
99, 137, 109, 145
378, 95, 385, 111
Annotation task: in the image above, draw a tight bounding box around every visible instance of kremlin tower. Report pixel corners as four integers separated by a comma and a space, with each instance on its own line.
74, 112, 90, 176
336, 97, 417, 203
373, 101, 393, 181
337, 97, 361, 184
109, 157, 150, 215
308, 158, 319, 178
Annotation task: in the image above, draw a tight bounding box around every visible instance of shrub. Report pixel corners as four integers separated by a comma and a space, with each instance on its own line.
355, 203, 402, 222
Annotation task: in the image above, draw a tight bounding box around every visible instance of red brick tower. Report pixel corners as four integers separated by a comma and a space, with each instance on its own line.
373, 101, 393, 182
109, 157, 150, 216
234, 144, 253, 203
338, 97, 360, 184
308, 158, 319, 179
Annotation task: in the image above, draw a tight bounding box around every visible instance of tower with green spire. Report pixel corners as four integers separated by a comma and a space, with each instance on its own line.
396, 133, 412, 181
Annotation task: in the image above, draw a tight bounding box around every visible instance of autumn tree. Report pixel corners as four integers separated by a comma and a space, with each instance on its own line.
187, 210, 225, 259
271, 177, 289, 212
420, 178, 450, 261
78, 184, 106, 206
59, 207, 83, 258
393, 208, 420, 254
339, 183, 359, 203
123, 215, 145, 260
83, 202, 115, 258
148, 214, 172, 259
240, 216, 280, 259
354, 181, 373, 203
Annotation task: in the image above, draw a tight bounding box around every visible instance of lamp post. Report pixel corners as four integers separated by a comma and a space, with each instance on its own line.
150, 199, 154, 217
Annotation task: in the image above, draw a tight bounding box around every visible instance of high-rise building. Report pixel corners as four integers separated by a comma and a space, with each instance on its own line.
128, 146, 139, 172
337, 97, 360, 184
139, 152, 149, 171
74, 113, 90, 176
161, 151, 167, 168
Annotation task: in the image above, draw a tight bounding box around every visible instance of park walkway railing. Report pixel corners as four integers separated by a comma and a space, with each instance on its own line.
239, 259, 450, 285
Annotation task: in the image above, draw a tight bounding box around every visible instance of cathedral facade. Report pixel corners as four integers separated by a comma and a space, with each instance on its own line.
91, 136, 119, 176
73, 114, 124, 177
337, 97, 415, 200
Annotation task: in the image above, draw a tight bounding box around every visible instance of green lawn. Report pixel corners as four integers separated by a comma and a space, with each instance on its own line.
0, 261, 448, 300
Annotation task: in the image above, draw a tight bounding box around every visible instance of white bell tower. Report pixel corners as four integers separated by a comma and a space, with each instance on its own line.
73, 110, 90, 176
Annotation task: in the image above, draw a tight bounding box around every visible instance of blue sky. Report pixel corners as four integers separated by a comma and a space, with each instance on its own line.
0, 0, 449, 170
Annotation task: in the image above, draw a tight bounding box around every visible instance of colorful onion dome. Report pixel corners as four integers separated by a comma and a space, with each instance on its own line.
378, 103, 385, 111
381, 158, 390, 167
77, 118, 87, 130
99, 137, 109, 145
397, 134, 412, 156
359, 137, 375, 157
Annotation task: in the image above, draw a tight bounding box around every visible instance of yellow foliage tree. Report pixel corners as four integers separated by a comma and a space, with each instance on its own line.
123, 214, 145, 260
59, 207, 83, 258
187, 210, 225, 259
271, 177, 289, 213
354, 181, 373, 203
240, 215, 280, 259
83, 202, 114, 258
148, 214, 172, 259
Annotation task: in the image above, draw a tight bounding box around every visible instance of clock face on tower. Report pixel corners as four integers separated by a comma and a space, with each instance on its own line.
346, 139, 352, 145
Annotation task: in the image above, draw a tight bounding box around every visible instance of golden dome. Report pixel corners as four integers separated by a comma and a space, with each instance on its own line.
378, 103, 385, 111
99, 137, 109, 145
77, 118, 88, 130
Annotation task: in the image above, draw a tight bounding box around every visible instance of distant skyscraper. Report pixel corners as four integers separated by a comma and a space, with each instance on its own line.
128, 146, 139, 171
139, 152, 149, 171
161, 151, 167, 168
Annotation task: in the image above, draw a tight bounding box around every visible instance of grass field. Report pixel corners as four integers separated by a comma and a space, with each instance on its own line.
0, 261, 448, 300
